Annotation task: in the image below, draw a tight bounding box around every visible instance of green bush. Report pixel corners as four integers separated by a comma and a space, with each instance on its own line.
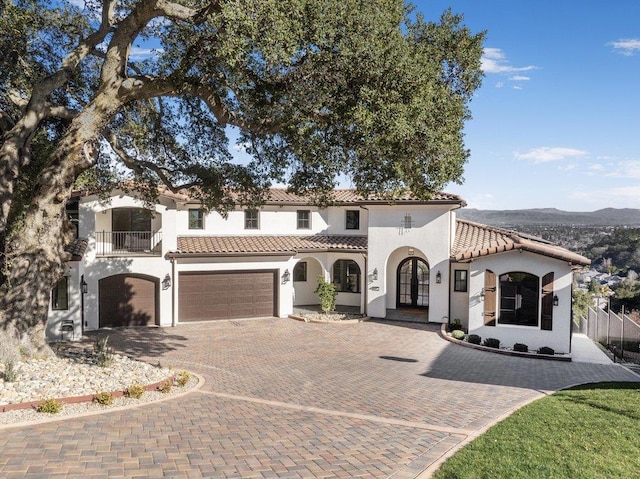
451, 330, 465, 340
3, 360, 17, 382
315, 276, 337, 314
538, 346, 555, 355
450, 318, 463, 331
176, 371, 191, 387
513, 343, 529, 353
483, 338, 500, 349
467, 334, 482, 345
37, 398, 62, 414
93, 391, 114, 406
94, 334, 114, 367
125, 384, 145, 399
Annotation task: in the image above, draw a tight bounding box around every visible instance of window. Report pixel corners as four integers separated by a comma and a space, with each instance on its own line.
498, 272, 539, 327
293, 262, 307, 282
66, 199, 79, 239
188, 209, 204, 229
454, 270, 468, 292
52, 277, 69, 310
332, 259, 361, 292
244, 210, 259, 229
297, 210, 311, 229
346, 210, 360, 230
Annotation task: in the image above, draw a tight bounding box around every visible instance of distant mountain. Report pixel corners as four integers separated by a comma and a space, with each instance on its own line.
457, 207, 640, 227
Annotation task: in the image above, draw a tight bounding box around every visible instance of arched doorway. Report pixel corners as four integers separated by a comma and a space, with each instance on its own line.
396, 257, 429, 308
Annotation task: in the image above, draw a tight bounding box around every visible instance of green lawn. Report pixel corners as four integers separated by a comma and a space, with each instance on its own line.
433, 382, 640, 479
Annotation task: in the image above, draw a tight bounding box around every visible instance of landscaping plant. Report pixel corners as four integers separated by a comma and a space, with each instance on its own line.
315, 277, 337, 314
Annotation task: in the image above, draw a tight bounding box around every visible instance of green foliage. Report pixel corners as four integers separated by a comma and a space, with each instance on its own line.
538, 346, 555, 355
451, 330, 465, 340
572, 287, 593, 320
36, 398, 62, 414
3, 360, 17, 382
611, 279, 640, 313
586, 228, 640, 272
467, 334, 481, 345
450, 318, 463, 331
125, 384, 145, 399
176, 371, 191, 387
315, 276, 337, 314
513, 343, 528, 353
483, 338, 500, 349
93, 391, 114, 406
433, 383, 640, 479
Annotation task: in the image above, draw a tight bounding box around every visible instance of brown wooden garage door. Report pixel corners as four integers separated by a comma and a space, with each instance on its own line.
179, 270, 277, 322
99, 274, 158, 327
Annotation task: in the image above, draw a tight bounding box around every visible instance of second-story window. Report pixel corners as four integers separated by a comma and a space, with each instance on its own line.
245, 209, 259, 229
346, 210, 360, 230
297, 210, 311, 229
188, 209, 204, 229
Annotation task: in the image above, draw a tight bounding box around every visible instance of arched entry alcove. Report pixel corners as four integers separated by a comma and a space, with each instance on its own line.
396, 257, 430, 308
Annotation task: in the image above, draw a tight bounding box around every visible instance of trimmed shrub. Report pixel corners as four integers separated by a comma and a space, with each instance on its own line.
37, 398, 62, 414
315, 276, 337, 314
93, 391, 114, 406
513, 343, 529, 353
451, 330, 465, 340
125, 384, 145, 399
538, 346, 555, 355
176, 371, 191, 387
467, 334, 482, 345
483, 338, 500, 349
450, 319, 463, 331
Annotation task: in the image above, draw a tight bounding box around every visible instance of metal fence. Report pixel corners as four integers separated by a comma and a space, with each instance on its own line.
575, 306, 640, 364
95, 231, 162, 256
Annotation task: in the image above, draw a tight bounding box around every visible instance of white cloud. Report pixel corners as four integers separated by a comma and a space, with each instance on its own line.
609, 38, 640, 56
129, 47, 163, 60
570, 186, 640, 208
607, 160, 640, 178
513, 85, 522, 90
558, 163, 578, 172
509, 75, 530, 81
495, 81, 504, 88
481, 47, 538, 75
515, 147, 588, 164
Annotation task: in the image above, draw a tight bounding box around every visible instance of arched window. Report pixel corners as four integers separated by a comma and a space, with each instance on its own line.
498, 272, 539, 326
293, 261, 307, 282
332, 260, 361, 293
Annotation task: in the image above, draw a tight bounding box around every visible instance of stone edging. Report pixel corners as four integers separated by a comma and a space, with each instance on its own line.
288, 314, 370, 324
0, 374, 178, 413
438, 324, 572, 362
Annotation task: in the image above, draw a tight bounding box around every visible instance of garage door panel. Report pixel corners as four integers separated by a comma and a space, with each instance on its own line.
99, 275, 158, 327
179, 271, 276, 321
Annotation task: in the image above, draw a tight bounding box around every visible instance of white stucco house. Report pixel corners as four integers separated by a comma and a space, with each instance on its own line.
47, 188, 590, 354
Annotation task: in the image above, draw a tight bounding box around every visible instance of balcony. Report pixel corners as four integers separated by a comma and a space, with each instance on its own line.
95, 231, 162, 256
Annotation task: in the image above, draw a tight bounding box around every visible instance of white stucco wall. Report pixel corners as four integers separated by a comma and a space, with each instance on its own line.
366, 204, 456, 322
468, 251, 574, 353
46, 261, 84, 341
449, 263, 470, 328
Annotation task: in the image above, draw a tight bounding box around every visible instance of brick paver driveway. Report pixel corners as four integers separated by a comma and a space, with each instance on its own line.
1, 319, 638, 478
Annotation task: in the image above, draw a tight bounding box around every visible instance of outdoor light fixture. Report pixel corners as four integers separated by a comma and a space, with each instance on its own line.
162, 273, 172, 290
408, 247, 414, 256
553, 295, 559, 306
372, 268, 378, 281
282, 269, 291, 283
81, 278, 88, 294
480, 288, 485, 301
435, 271, 442, 284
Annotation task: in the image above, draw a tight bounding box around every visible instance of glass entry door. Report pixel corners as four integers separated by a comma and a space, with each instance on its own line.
397, 258, 429, 308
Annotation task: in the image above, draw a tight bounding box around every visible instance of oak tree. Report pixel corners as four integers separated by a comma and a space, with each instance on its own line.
0, 0, 484, 359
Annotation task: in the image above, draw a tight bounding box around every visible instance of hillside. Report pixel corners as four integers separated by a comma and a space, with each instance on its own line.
457, 207, 640, 227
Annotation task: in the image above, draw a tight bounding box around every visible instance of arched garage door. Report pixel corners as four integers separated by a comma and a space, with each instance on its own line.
99, 274, 159, 327
179, 270, 277, 322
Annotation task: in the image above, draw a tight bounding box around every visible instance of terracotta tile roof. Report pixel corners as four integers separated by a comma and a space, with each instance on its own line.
452, 219, 590, 266
263, 189, 465, 206
170, 235, 367, 257
65, 238, 88, 261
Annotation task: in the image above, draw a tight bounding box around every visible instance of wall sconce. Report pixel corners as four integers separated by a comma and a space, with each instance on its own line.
282, 269, 291, 283
408, 247, 414, 256
81, 278, 88, 294
553, 295, 559, 306
480, 288, 485, 301
435, 271, 442, 284
162, 273, 172, 290
372, 268, 378, 281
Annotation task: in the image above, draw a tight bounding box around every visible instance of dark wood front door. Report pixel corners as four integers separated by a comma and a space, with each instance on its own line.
99, 274, 158, 327
397, 258, 429, 308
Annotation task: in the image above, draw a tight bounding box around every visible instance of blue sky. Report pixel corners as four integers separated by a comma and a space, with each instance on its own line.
415, 0, 640, 211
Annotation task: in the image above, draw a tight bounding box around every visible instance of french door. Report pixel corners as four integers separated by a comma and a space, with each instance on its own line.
397, 258, 430, 308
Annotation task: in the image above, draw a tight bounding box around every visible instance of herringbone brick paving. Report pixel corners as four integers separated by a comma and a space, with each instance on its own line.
1, 319, 637, 478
